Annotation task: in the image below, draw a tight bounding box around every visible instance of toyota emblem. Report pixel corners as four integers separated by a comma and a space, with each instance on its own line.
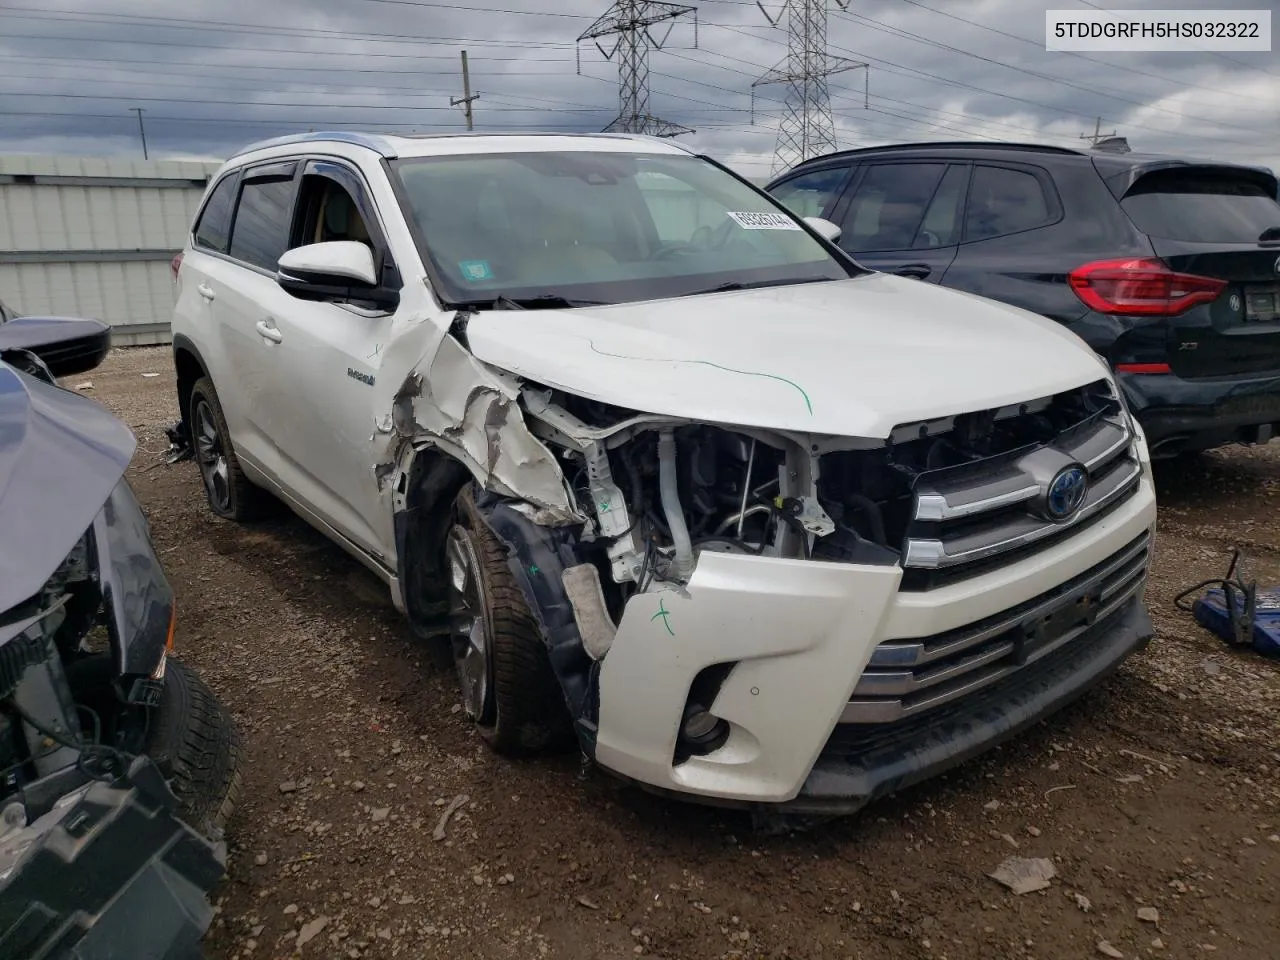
1045, 465, 1089, 521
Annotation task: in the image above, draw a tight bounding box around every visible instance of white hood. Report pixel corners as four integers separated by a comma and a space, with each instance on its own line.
463, 273, 1110, 438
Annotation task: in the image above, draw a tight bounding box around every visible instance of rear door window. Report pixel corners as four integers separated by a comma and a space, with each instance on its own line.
193, 173, 238, 253
838, 163, 948, 252
228, 167, 297, 272
964, 165, 1054, 242
914, 164, 968, 248
1120, 169, 1280, 243
770, 166, 851, 220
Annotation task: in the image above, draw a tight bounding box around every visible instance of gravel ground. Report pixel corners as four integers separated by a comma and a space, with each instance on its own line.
81, 346, 1278, 960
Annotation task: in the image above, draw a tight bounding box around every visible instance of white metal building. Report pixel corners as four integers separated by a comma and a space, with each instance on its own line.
0, 155, 222, 345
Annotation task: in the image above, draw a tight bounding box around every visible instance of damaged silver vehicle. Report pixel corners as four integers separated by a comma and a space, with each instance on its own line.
169, 132, 1157, 814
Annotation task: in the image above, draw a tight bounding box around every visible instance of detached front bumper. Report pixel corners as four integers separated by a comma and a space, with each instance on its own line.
593, 472, 1157, 809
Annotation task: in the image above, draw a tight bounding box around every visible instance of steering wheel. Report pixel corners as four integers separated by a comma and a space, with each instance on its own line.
650, 243, 701, 261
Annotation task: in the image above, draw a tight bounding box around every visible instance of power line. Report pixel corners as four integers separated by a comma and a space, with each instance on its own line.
0, 8, 578, 48
0, 29, 567, 59
703, 21, 1273, 152
831, 7, 1265, 138
1072, 0, 1280, 81
891, 0, 1264, 104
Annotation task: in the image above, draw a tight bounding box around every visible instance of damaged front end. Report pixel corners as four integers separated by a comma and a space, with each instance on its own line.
443, 373, 1155, 813
1, 356, 239, 957
473, 386, 903, 773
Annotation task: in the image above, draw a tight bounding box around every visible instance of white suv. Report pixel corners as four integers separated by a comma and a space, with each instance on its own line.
170, 131, 1156, 813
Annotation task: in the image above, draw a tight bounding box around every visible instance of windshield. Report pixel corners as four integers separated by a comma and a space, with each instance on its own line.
390, 151, 856, 307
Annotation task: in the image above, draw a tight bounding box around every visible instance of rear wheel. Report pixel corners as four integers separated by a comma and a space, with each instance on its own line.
189, 376, 270, 521
446, 487, 569, 753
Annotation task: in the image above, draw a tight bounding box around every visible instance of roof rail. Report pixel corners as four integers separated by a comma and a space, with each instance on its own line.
229, 129, 694, 161
229, 131, 399, 160
390, 130, 695, 151
792, 141, 1088, 168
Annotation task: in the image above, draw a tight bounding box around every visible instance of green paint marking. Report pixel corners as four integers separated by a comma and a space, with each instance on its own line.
587, 340, 813, 416
528, 565, 540, 575
650, 598, 675, 637
693, 360, 813, 416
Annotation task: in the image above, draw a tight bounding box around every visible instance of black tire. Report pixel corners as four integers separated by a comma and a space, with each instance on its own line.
189, 376, 270, 521
145, 658, 242, 836
448, 487, 570, 754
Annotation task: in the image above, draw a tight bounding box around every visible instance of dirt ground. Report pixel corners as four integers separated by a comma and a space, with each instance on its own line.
82, 346, 1279, 960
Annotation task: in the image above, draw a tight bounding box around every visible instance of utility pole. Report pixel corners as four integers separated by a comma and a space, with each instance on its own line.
753, 0, 866, 175
450, 50, 479, 131
130, 106, 148, 160
577, 0, 697, 138
1080, 117, 1117, 146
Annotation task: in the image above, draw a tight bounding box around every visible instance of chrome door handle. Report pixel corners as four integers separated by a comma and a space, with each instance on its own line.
197, 282, 216, 301
255, 319, 283, 344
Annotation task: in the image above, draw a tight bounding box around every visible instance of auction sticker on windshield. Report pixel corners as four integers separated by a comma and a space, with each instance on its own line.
727, 211, 803, 230
459, 259, 495, 281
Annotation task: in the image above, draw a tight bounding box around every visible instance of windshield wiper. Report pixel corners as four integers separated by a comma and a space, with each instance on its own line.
490, 294, 610, 310
686, 277, 832, 297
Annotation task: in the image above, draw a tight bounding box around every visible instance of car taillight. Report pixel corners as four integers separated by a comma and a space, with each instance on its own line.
170, 251, 184, 280
1115, 362, 1172, 375
1068, 258, 1225, 316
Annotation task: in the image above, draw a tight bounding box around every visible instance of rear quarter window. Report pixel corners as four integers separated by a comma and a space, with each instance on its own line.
964, 165, 1055, 242
1120, 169, 1280, 243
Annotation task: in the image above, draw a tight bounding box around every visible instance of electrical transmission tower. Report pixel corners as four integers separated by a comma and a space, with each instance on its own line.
753, 0, 866, 174
577, 0, 697, 138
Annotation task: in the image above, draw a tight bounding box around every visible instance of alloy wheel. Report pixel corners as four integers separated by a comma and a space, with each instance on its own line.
193, 399, 231, 513
446, 525, 492, 722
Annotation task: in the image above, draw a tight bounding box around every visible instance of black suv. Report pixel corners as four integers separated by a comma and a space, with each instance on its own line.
766, 143, 1280, 457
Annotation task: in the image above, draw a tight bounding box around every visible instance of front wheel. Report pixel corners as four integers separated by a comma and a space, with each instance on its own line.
446, 487, 570, 754
145, 658, 243, 836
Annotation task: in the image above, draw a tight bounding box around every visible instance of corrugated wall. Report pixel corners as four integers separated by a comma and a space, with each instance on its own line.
0, 154, 223, 345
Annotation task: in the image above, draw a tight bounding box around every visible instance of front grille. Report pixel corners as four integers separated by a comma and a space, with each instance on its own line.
816, 379, 1142, 588
842, 532, 1150, 725
899, 403, 1140, 590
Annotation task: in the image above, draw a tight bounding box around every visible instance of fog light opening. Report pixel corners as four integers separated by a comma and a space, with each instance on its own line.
678, 703, 730, 757
674, 662, 736, 764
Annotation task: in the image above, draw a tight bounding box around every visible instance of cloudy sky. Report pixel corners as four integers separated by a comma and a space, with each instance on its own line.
0, 0, 1275, 177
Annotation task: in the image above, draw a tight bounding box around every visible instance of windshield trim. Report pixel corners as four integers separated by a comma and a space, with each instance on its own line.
384, 150, 866, 312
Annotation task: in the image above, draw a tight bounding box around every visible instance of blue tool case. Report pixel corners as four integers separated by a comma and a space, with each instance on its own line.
1191, 586, 1280, 657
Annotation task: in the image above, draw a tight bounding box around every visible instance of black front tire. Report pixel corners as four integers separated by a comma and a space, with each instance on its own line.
145, 658, 242, 836
188, 376, 271, 521
448, 487, 570, 754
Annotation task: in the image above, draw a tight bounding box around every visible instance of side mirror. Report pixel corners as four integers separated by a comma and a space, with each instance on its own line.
276, 241, 396, 308
804, 216, 842, 244
0, 315, 111, 380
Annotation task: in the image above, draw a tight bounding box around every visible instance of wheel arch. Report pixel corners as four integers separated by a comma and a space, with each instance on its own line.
171, 333, 210, 437
393, 445, 473, 633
